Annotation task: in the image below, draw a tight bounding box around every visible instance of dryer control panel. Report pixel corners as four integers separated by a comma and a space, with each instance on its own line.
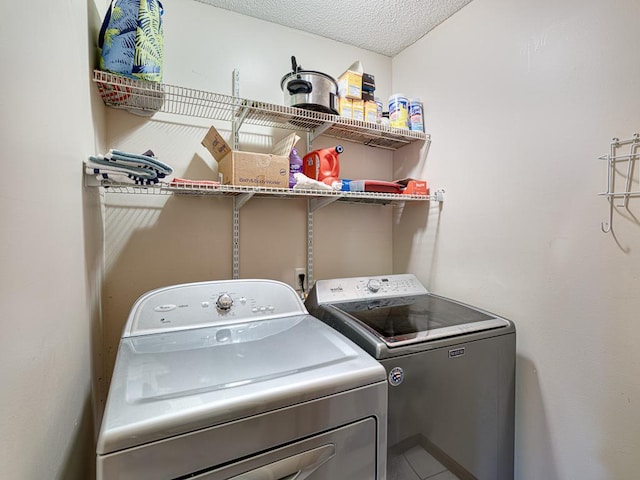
123, 279, 307, 337
311, 274, 428, 303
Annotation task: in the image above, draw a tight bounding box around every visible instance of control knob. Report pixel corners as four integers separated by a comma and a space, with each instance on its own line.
216, 293, 234, 311
366, 279, 382, 293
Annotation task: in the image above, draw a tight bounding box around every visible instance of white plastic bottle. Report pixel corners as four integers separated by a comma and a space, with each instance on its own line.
388, 94, 409, 129
408, 98, 424, 132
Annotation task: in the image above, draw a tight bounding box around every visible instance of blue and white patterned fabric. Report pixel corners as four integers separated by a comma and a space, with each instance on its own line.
98, 0, 164, 82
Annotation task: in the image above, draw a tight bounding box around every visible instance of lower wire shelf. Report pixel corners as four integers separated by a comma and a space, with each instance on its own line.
88, 179, 442, 282
88, 180, 438, 206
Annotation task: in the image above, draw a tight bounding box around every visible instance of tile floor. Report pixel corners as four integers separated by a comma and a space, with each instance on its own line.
388, 444, 460, 480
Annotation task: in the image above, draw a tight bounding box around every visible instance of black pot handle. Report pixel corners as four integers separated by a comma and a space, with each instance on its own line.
291, 55, 300, 73
287, 79, 312, 95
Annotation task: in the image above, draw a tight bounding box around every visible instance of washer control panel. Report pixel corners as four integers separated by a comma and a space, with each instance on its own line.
124, 279, 307, 337
312, 273, 428, 303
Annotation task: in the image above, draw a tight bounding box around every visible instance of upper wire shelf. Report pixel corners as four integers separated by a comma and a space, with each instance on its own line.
598, 133, 640, 233
93, 70, 429, 150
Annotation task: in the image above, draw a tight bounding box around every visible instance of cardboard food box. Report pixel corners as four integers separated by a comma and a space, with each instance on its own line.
202, 126, 298, 188
395, 178, 429, 195
338, 60, 363, 100
352, 99, 365, 121
364, 100, 378, 123
362, 90, 375, 102
338, 97, 353, 119
338, 71, 362, 99
362, 72, 376, 92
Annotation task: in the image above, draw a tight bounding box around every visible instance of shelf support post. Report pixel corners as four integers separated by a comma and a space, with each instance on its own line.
232, 192, 255, 279
232, 69, 240, 150
306, 199, 314, 289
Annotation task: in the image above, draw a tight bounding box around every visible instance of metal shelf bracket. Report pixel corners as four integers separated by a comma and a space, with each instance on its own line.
309, 196, 342, 212
308, 122, 335, 145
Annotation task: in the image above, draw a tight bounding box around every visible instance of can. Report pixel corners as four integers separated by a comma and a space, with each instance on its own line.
364, 100, 378, 123
408, 98, 424, 132
388, 94, 408, 129
375, 97, 383, 123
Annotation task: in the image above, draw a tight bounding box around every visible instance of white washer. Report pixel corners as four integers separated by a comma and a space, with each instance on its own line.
96, 279, 387, 480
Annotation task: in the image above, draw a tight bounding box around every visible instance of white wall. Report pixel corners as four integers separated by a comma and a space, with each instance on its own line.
393, 0, 640, 478
9, 0, 636, 478
99, 0, 396, 385
0, 0, 105, 478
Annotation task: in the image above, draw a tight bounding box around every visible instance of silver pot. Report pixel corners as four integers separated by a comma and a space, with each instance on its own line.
280, 56, 339, 115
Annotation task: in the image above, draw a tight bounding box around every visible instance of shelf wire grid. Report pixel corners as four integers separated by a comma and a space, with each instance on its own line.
93, 70, 428, 150
95, 181, 434, 205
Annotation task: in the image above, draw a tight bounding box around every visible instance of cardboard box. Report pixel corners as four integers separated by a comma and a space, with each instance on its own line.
395, 178, 429, 195
338, 60, 363, 99
338, 97, 353, 119
362, 90, 375, 102
352, 99, 364, 121
364, 100, 378, 123
362, 72, 376, 92
202, 126, 298, 188
338, 71, 362, 99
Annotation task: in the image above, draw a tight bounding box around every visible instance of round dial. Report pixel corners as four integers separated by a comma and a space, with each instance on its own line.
367, 279, 382, 292
216, 293, 234, 311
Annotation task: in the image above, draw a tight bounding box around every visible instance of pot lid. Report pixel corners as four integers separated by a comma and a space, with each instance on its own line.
280, 55, 338, 89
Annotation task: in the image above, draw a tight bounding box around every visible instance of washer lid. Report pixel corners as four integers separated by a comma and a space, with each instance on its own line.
97, 314, 385, 455
329, 293, 510, 347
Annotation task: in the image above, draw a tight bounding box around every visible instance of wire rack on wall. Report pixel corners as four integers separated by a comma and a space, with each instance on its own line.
599, 133, 640, 233
92, 70, 429, 150
90, 180, 436, 206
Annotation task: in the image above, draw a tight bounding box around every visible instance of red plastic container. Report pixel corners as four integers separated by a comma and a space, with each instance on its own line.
302, 145, 344, 185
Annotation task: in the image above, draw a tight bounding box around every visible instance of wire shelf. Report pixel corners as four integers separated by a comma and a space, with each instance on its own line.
93, 70, 429, 150
94, 180, 434, 205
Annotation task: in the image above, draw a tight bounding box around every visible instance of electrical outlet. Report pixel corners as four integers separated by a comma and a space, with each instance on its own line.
294, 268, 306, 290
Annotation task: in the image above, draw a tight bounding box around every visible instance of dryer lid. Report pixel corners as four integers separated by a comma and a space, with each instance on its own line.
97, 314, 385, 455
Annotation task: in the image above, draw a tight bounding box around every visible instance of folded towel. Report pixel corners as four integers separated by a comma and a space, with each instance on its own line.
85, 148, 174, 187
106, 149, 173, 175
85, 167, 160, 185
86, 156, 158, 180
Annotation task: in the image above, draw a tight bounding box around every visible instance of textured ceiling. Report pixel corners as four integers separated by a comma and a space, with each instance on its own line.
194, 0, 473, 57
